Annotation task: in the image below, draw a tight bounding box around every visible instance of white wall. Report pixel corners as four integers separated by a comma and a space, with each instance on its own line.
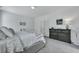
34, 15, 50, 36
34, 7, 79, 37
1, 10, 34, 32
0, 10, 2, 26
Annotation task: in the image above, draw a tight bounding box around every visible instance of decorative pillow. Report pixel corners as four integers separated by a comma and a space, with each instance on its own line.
0, 30, 7, 40
0, 26, 14, 37
9, 28, 15, 35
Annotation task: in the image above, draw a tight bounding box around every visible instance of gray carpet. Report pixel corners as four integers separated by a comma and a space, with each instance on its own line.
38, 37, 79, 53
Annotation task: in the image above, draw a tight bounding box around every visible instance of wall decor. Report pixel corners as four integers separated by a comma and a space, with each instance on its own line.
19, 22, 26, 26
56, 19, 63, 25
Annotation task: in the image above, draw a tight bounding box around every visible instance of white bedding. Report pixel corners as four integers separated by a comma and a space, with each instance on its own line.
0, 31, 45, 53
16, 31, 46, 48
0, 40, 7, 53
0, 35, 24, 53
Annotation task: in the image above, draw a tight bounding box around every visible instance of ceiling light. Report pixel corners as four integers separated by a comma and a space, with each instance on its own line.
31, 6, 35, 9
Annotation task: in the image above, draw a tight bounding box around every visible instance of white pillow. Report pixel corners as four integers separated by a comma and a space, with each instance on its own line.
9, 28, 15, 35
0, 26, 14, 37
0, 30, 7, 40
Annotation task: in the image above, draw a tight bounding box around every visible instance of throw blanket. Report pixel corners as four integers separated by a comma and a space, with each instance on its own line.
0, 35, 23, 53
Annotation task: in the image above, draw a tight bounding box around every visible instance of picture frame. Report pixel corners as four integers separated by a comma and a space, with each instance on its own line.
19, 22, 26, 26
56, 19, 63, 25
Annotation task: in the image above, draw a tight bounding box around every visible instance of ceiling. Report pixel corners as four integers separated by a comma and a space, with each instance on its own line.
1, 6, 57, 17
0, 6, 79, 18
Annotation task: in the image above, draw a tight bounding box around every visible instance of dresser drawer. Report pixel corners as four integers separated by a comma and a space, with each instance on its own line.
49, 29, 71, 43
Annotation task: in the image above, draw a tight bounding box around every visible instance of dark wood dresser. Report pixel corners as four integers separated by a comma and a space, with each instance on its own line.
49, 28, 71, 43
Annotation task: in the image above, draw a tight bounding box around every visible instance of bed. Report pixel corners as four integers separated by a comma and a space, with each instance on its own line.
15, 31, 46, 53
0, 26, 46, 53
